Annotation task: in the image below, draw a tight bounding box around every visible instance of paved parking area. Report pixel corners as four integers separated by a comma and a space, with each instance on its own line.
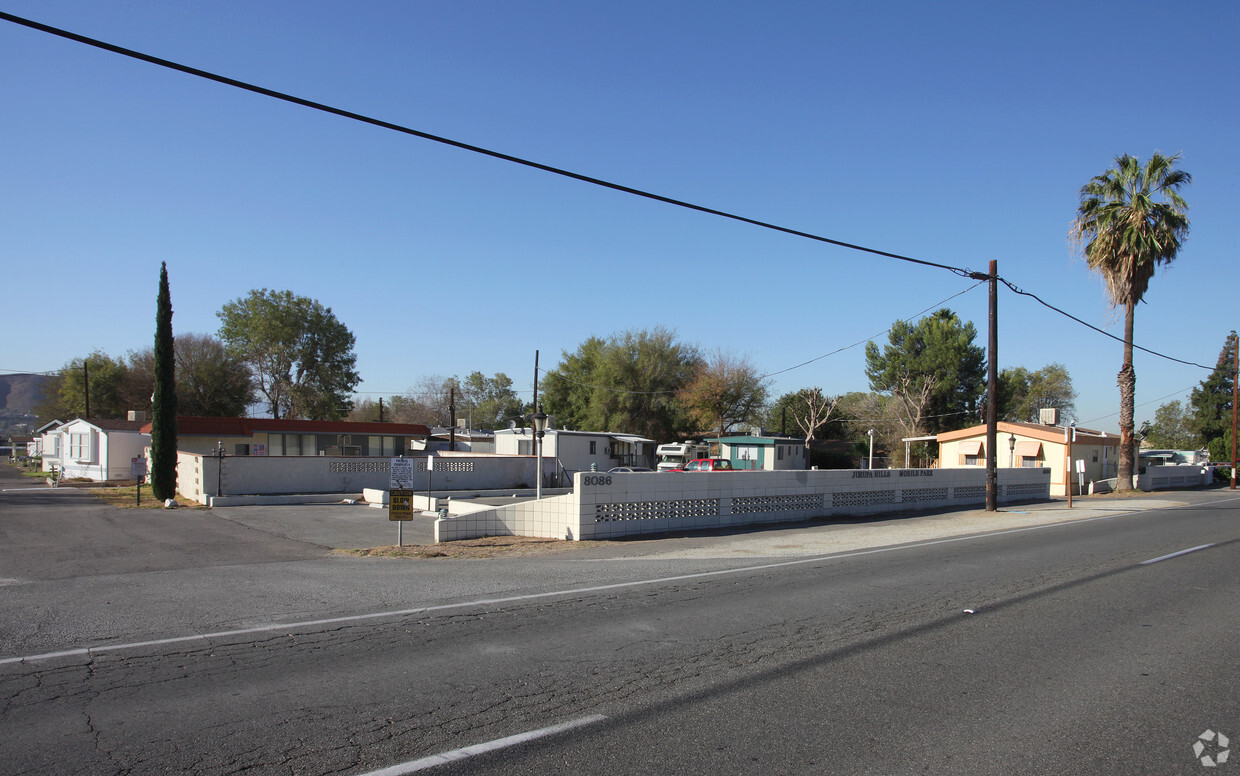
209, 493, 1198, 557
214, 502, 438, 548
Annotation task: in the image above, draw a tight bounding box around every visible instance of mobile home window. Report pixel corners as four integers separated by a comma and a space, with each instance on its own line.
271, 434, 303, 456
69, 431, 93, 461
368, 435, 398, 456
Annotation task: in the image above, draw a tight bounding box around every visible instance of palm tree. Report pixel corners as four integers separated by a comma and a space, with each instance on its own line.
1071, 153, 1191, 490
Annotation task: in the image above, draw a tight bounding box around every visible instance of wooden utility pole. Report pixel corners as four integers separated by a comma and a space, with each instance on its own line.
985, 259, 998, 511
1232, 334, 1237, 490
1065, 424, 1074, 508
449, 386, 456, 451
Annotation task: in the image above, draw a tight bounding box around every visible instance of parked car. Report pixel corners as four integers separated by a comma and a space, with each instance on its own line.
608, 466, 654, 473
669, 458, 735, 472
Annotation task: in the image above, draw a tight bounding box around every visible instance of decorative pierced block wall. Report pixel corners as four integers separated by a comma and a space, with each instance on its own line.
1005, 482, 1048, 498
900, 487, 950, 503
418, 460, 475, 472
731, 494, 825, 514
436, 467, 1053, 542
953, 485, 986, 500
595, 498, 720, 522
831, 490, 897, 508
329, 461, 389, 473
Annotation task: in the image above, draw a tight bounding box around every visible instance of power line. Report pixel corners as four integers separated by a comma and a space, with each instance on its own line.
843, 409, 977, 425
759, 281, 985, 379
0, 11, 979, 279
1077, 385, 1198, 426
999, 279, 1214, 370
1, 13, 1222, 391
534, 282, 987, 397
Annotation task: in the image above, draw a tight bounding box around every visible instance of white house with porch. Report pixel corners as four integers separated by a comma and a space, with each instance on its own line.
44, 417, 150, 481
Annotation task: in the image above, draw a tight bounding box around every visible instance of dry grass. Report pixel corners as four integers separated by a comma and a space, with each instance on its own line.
336, 535, 609, 559
90, 484, 208, 510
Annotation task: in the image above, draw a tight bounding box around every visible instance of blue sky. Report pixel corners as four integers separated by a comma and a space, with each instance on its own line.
3, 1, 1236, 432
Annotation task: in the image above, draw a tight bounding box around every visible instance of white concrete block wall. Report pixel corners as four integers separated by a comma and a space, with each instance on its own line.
436, 468, 1052, 542
173, 453, 546, 499
1141, 465, 1210, 490
176, 453, 208, 503
435, 491, 580, 542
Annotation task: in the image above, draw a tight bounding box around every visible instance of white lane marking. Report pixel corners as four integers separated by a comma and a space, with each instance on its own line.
1140, 543, 1215, 565
358, 714, 607, 775
2, 501, 1231, 665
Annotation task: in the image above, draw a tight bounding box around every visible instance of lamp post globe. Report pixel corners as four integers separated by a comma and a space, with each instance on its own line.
533, 408, 548, 499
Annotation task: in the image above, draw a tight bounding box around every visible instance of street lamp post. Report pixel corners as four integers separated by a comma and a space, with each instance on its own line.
867, 429, 874, 470
214, 440, 226, 498
1009, 433, 1016, 468
533, 407, 548, 500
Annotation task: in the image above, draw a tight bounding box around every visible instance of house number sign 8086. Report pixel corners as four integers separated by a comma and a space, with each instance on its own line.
582, 475, 612, 486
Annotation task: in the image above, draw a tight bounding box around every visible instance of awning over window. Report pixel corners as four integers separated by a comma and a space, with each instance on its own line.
1015, 441, 1043, 458
611, 435, 652, 444
958, 440, 983, 455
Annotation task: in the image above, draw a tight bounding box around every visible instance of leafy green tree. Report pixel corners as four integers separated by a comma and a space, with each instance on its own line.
997, 363, 1077, 422
456, 372, 524, 430
1189, 332, 1236, 451
125, 334, 255, 417
217, 289, 360, 420
173, 334, 256, 416
835, 391, 906, 467
1139, 400, 1196, 449
347, 397, 383, 422
542, 327, 702, 441
151, 262, 177, 500
1070, 153, 1191, 490
35, 351, 130, 421
1207, 430, 1234, 465
678, 350, 770, 439
864, 309, 985, 435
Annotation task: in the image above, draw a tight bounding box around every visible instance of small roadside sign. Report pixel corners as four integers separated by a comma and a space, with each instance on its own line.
131, 457, 148, 479
390, 457, 415, 489
389, 489, 414, 521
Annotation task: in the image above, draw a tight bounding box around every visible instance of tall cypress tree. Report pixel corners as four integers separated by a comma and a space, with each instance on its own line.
151, 262, 178, 500
1189, 331, 1237, 449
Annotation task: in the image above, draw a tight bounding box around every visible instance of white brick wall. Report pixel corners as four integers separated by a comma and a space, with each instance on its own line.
435, 467, 1052, 542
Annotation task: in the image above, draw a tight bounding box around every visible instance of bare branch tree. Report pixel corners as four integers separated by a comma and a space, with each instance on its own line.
791, 388, 840, 450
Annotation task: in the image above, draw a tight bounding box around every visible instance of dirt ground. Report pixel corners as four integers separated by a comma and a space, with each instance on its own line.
336, 535, 612, 559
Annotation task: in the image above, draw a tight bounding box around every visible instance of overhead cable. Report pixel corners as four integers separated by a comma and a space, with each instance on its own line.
999, 279, 1214, 370
538, 282, 986, 396
0, 11, 976, 278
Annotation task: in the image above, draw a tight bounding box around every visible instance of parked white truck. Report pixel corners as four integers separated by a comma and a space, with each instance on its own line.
655, 441, 711, 472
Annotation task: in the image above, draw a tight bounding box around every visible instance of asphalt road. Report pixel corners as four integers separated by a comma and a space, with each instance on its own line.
4, 462, 1239, 775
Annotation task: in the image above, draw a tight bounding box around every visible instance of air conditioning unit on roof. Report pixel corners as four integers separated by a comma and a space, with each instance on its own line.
1039, 408, 1060, 426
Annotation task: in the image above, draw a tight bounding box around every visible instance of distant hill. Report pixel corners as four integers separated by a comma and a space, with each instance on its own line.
0, 374, 53, 414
